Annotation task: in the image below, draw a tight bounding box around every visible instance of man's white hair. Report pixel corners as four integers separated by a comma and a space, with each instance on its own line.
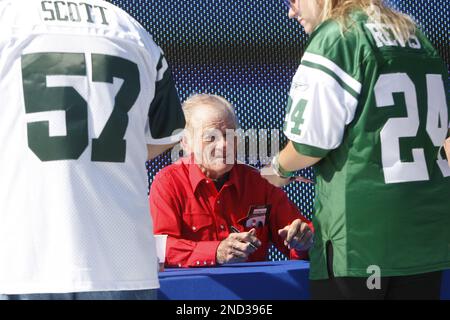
182, 94, 239, 131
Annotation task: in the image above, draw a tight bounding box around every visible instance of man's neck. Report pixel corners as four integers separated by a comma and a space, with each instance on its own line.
212, 172, 230, 192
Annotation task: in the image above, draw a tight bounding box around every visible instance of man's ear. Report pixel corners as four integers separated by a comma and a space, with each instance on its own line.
180, 133, 191, 155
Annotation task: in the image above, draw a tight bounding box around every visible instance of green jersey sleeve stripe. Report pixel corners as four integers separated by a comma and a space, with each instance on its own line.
302, 60, 360, 99
292, 141, 330, 158
302, 52, 361, 95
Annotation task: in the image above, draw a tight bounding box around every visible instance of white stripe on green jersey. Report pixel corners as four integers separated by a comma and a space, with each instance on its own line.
302, 52, 362, 96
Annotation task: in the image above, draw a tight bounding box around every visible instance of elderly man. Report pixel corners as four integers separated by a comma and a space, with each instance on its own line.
150, 94, 313, 267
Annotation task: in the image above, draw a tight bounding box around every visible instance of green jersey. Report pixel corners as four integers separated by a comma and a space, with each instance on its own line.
284, 13, 450, 279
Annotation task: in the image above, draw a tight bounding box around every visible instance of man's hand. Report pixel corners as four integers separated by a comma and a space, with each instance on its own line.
278, 219, 313, 252
216, 229, 261, 265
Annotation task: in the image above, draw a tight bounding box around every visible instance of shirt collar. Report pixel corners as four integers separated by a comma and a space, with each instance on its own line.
227, 165, 242, 195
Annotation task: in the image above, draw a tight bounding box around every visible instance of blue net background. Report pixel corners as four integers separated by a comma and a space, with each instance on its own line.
106, 0, 449, 261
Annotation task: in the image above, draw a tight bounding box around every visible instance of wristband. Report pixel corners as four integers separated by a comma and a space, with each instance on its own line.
272, 154, 295, 179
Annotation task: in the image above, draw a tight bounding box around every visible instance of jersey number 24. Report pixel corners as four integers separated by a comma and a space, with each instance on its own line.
375, 73, 449, 184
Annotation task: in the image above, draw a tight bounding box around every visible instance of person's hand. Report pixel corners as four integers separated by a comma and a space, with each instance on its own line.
278, 219, 313, 252
216, 229, 261, 265
260, 164, 313, 187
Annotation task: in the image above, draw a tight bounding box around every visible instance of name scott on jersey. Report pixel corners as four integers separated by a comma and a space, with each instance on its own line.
40, 1, 109, 25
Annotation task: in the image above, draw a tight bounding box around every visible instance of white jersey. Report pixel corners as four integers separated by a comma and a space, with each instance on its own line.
0, 0, 184, 294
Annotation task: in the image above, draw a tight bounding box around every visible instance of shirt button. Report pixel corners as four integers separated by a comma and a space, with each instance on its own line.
196, 261, 200, 265
211, 261, 214, 265
220, 225, 225, 230
204, 261, 207, 265
192, 226, 196, 231
178, 263, 182, 268
217, 200, 220, 204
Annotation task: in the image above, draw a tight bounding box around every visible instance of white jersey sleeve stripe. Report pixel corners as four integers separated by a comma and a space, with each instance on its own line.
302, 52, 362, 95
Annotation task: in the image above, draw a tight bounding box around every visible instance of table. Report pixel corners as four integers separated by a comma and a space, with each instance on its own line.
158, 260, 310, 300
158, 260, 450, 300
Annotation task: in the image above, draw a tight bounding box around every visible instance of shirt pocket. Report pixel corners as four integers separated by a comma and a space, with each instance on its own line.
182, 211, 215, 241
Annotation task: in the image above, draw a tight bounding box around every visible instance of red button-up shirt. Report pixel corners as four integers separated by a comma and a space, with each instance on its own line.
150, 157, 312, 268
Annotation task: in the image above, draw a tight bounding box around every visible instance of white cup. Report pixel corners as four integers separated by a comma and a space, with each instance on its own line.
154, 234, 168, 272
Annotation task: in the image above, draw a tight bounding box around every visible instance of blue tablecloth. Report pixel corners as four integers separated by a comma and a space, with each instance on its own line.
158, 260, 309, 300
158, 260, 450, 300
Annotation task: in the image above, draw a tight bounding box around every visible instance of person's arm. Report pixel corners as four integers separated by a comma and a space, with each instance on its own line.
262, 30, 362, 188
279, 141, 322, 171
150, 171, 220, 267
147, 143, 177, 160
262, 141, 321, 187
146, 54, 185, 159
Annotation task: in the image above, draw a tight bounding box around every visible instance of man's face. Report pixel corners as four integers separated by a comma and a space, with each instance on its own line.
186, 107, 237, 179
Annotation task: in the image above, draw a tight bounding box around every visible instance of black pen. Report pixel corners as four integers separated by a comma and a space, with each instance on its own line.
229, 225, 258, 250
